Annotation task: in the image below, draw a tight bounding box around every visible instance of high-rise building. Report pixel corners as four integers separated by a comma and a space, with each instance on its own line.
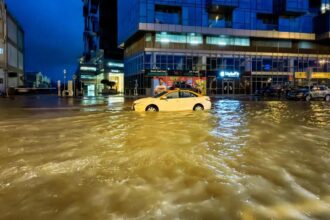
79, 0, 124, 96
118, 0, 330, 95
0, 0, 24, 94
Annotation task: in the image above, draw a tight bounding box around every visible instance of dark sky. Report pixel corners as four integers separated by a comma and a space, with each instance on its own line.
5, 0, 84, 81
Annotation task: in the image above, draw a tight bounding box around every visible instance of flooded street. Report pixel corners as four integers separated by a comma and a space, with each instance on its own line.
0, 96, 330, 219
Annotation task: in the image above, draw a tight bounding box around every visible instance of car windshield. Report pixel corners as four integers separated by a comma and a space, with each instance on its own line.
153, 91, 168, 98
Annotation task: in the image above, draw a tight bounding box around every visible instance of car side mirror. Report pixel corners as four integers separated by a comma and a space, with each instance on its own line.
160, 96, 167, 100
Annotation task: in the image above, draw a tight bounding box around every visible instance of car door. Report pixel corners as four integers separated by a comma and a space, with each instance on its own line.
157, 91, 180, 111
179, 91, 199, 110
319, 86, 328, 98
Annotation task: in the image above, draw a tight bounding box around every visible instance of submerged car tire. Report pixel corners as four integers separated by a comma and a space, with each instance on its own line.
193, 104, 204, 111
145, 105, 158, 112
325, 95, 330, 102
305, 95, 311, 102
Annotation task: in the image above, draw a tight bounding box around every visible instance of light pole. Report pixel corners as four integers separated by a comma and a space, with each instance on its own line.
63, 69, 67, 91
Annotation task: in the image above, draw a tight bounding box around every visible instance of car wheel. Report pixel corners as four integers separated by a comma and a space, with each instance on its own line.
325, 95, 330, 102
305, 95, 311, 102
193, 104, 204, 111
145, 105, 158, 112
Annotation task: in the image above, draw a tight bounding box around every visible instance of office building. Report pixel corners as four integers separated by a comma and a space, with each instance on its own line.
0, 0, 24, 94
118, 0, 330, 95
79, 0, 124, 96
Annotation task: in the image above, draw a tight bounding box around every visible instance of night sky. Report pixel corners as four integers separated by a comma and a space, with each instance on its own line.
5, 0, 84, 81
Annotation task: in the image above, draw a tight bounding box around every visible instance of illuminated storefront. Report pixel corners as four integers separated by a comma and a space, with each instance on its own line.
79, 60, 124, 96
295, 72, 330, 86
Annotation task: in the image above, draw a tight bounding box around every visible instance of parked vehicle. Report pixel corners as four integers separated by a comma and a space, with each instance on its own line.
255, 85, 284, 97
132, 89, 211, 112
286, 85, 330, 101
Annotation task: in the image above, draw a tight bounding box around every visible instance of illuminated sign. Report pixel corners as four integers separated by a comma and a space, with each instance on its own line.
219, 71, 240, 78
110, 69, 120, 73
80, 66, 97, 72
108, 62, 124, 68
295, 72, 330, 79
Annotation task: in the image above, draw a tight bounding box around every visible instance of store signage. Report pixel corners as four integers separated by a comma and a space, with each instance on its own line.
295, 72, 330, 79
80, 66, 97, 72
146, 69, 205, 77
219, 71, 240, 78
110, 69, 121, 73
108, 62, 124, 68
146, 69, 167, 76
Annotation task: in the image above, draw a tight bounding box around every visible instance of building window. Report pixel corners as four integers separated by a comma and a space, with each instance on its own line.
0, 78, 3, 84
155, 32, 202, 45
206, 36, 250, 46
255, 40, 292, 48
187, 33, 203, 45
156, 32, 186, 43
8, 72, 18, 77
155, 4, 182, 25
321, 0, 330, 13
209, 12, 232, 28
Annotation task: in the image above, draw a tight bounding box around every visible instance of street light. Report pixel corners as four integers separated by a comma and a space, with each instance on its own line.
63, 69, 67, 91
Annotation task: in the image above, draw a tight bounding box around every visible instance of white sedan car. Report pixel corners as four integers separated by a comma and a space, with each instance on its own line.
132, 89, 212, 112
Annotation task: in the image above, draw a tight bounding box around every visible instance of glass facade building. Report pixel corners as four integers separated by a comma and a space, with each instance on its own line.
118, 0, 330, 95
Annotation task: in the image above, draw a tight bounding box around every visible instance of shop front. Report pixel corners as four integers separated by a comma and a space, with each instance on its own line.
206, 70, 251, 95
103, 60, 125, 94
251, 72, 293, 94
295, 72, 330, 86
146, 69, 207, 96
79, 60, 124, 96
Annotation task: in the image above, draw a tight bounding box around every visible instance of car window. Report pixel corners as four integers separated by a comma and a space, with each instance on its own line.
166, 91, 179, 99
320, 86, 326, 91
180, 91, 198, 98
154, 91, 167, 98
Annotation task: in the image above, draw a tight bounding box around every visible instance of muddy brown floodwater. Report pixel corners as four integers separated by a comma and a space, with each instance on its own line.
0, 96, 329, 219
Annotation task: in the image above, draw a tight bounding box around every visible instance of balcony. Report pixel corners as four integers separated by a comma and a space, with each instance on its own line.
274, 0, 309, 16
90, 0, 100, 14
206, 0, 239, 14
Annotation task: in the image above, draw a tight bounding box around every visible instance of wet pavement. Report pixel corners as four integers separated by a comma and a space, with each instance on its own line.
0, 95, 329, 219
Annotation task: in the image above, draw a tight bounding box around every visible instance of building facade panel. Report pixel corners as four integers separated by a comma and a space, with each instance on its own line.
7, 16, 17, 44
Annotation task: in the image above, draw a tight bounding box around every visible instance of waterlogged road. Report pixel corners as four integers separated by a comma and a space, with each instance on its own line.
0, 95, 330, 219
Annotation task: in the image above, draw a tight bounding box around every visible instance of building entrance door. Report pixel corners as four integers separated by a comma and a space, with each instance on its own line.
223, 80, 235, 95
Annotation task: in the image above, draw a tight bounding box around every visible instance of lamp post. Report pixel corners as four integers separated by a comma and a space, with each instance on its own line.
63, 69, 67, 91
